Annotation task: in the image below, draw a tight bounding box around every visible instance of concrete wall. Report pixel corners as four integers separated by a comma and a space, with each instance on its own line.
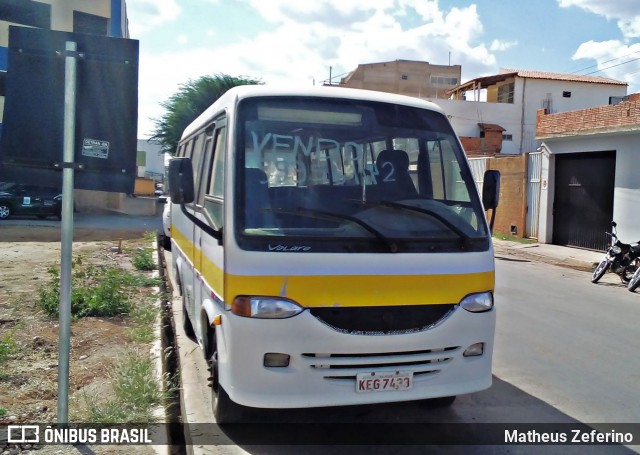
520, 78, 627, 153
341, 60, 461, 99
429, 99, 521, 154
76, 188, 158, 215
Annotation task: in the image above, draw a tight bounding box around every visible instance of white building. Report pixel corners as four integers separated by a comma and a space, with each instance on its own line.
438, 69, 628, 155
137, 139, 166, 182
536, 95, 640, 250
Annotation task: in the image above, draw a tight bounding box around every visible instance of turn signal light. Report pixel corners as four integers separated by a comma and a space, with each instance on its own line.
463, 342, 485, 357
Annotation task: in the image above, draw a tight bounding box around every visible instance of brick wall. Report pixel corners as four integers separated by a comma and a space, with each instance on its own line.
460, 137, 482, 153
486, 154, 528, 237
460, 132, 503, 155
537, 94, 640, 137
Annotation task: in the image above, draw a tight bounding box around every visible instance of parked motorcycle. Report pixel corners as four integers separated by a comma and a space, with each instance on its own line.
591, 221, 640, 284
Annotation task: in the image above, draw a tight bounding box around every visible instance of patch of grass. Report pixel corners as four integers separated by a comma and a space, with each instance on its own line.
128, 301, 158, 343
131, 247, 156, 271
0, 407, 7, 418
83, 351, 170, 423
493, 233, 537, 244
37, 259, 160, 319
143, 231, 157, 243
0, 332, 18, 366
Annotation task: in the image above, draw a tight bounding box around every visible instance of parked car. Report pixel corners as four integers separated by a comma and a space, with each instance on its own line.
162, 197, 171, 249
0, 182, 63, 220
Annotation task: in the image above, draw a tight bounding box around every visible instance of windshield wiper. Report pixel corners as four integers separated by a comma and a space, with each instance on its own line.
371, 200, 474, 249
266, 207, 399, 253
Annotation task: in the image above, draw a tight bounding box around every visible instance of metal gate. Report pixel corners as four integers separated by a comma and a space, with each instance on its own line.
552, 151, 615, 251
467, 157, 487, 196
526, 152, 542, 238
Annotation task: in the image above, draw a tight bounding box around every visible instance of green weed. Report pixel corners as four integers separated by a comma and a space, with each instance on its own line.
0, 332, 18, 366
132, 248, 156, 271
128, 300, 158, 343
37, 261, 159, 319
83, 351, 171, 423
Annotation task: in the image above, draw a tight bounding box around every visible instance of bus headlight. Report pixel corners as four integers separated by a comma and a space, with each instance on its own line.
460, 292, 493, 313
232, 296, 304, 318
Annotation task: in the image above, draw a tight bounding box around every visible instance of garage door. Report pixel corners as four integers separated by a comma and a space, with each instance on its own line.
553, 151, 615, 251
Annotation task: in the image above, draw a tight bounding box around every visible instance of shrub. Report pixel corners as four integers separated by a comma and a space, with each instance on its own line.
132, 248, 155, 271
37, 261, 158, 319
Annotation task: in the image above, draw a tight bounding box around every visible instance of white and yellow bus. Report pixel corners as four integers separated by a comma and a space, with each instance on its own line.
167, 85, 500, 422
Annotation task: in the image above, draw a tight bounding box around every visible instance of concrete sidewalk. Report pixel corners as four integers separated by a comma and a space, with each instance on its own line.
493, 238, 603, 272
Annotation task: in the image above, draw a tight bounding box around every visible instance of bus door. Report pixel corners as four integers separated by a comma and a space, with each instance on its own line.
193, 122, 227, 340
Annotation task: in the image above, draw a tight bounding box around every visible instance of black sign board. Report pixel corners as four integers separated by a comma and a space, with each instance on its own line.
0, 26, 139, 193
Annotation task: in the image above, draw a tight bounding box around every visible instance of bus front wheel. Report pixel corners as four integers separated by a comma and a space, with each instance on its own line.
210, 344, 243, 423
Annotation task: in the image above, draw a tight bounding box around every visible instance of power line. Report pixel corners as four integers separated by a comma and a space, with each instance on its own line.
569, 48, 640, 75
582, 56, 640, 76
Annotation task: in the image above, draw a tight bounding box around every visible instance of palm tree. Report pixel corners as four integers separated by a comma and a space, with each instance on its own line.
151, 73, 261, 155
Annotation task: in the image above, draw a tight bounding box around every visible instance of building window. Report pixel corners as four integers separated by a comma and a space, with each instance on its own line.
563, 91, 572, 98
430, 76, 459, 85
401, 74, 408, 80
502, 134, 513, 141
497, 83, 514, 103
74, 11, 108, 35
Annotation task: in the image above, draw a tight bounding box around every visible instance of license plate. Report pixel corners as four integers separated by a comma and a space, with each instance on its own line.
356, 371, 413, 393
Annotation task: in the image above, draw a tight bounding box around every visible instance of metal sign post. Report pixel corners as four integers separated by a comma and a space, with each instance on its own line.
57, 40, 77, 424
1, 27, 140, 424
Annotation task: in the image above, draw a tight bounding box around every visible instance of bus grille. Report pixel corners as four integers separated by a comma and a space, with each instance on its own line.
308, 304, 456, 335
301, 347, 459, 379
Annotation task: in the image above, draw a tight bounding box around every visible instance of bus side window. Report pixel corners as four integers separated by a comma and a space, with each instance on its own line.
204, 125, 226, 228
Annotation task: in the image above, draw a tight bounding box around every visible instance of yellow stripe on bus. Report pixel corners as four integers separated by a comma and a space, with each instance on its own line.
225, 271, 494, 307
172, 227, 493, 307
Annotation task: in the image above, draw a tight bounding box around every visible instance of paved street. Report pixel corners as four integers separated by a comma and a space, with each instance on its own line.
165, 243, 640, 454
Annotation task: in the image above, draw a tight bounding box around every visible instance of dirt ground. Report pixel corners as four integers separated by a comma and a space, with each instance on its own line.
0, 225, 161, 454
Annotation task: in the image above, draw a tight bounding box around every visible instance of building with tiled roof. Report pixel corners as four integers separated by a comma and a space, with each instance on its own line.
434, 68, 628, 155
534, 93, 640, 250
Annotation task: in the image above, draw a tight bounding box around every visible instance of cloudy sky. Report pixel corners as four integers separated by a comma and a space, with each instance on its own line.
125, 0, 640, 138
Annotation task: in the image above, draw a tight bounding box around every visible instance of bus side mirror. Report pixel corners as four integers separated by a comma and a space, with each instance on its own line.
482, 170, 500, 210
168, 157, 195, 204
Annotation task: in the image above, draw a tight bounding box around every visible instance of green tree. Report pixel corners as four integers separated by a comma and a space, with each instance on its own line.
151, 73, 262, 155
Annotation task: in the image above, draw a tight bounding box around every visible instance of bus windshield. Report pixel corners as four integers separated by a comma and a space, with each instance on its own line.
235, 96, 489, 253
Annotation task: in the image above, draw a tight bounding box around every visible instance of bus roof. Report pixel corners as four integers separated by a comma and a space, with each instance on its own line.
180, 85, 445, 141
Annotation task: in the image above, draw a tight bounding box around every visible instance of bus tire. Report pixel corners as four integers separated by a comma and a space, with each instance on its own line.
202, 317, 214, 360
182, 300, 195, 338
210, 349, 243, 423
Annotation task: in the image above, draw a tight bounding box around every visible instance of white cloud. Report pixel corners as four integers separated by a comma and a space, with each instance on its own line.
241, 1, 494, 82
134, 1, 505, 136
558, 0, 640, 37
176, 34, 188, 45
126, 0, 181, 37
572, 40, 640, 91
490, 40, 517, 52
